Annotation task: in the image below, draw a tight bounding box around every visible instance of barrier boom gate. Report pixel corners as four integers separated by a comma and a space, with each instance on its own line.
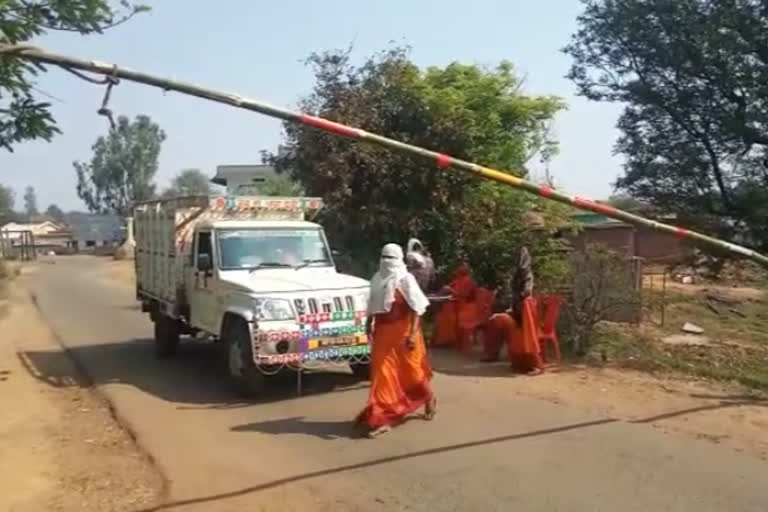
3, 44, 767, 267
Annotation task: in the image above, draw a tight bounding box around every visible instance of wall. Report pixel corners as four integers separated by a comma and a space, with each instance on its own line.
568, 223, 692, 265
635, 228, 693, 264
566, 224, 636, 257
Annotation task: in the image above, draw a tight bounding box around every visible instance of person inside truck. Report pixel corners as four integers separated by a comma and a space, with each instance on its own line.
218, 231, 267, 269
354, 243, 437, 438
273, 236, 301, 267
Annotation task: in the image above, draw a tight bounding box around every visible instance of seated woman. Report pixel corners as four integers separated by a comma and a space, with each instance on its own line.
431, 264, 478, 350
482, 247, 543, 375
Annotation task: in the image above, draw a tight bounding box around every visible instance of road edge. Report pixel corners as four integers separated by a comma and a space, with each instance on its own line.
27, 288, 172, 505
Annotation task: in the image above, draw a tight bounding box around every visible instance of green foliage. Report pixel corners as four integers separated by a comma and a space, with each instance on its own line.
74, 114, 164, 216
442, 181, 572, 290
22, 185, 36, 217
564, 0, 768, 252
161, 169, 212, 198
44, 203, 64, 222
266, 46, 568, 283
0, 183, 13, 223
255, 176, 305, 197
0, 1, 149, 150
605, 194, 647, 214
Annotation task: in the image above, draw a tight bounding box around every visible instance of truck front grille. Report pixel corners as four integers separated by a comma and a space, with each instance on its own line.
294, 295, 356, 316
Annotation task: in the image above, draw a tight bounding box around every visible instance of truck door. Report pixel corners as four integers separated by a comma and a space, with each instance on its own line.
189, 230, 219, 333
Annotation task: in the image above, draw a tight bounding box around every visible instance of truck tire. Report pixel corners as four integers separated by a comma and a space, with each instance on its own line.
225, 319, 265, 397
154, 314, 180, 357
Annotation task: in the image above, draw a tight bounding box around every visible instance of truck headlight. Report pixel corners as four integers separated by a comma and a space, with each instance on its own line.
254, 298, 294, 321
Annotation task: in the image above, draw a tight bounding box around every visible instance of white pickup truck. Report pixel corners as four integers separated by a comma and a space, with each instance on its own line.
133, 195, 371, 396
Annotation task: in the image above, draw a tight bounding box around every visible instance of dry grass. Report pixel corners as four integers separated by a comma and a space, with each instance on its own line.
586, 286, 768, 390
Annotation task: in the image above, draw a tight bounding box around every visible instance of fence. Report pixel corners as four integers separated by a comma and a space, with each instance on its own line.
641, 269, 669, 327
0, 230, 37, 261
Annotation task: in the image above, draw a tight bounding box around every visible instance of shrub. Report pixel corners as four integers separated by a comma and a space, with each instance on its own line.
561, 244, 642, 355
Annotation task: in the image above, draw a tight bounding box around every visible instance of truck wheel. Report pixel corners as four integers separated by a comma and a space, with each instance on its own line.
154, 314, 180, 357
225, 320, 265, 397
350, 362, 371, 381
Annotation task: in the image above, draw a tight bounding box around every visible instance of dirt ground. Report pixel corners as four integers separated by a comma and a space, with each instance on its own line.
104, 257, 768, 462
105, 258, 135, 288
510, 365, 768, 459
0, 273, 163, 512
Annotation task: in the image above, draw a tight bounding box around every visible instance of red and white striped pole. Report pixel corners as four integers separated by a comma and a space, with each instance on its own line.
4, 44, 767, 267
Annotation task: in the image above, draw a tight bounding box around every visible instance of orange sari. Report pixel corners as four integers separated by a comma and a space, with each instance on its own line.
431, 266, 478, 348
482, 298, 543, 373
356, 291, 433, 428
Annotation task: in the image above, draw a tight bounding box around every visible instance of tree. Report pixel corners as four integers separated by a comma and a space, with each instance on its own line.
605, 194, 647, 214
265, 47, 567, 282
257, 176, 304, 196
0, 1, 149, 151
45, 204, 65, 222
23, 185, 37, 218
0, 184, 14, 224
564, 0, 768, 252
74, 114, 165, 216
161, 169, 212, 198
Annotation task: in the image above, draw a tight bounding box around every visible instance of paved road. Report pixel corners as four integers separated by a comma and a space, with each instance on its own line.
22, 256, 768, 511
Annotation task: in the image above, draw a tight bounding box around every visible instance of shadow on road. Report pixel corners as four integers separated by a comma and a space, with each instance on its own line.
18, 338, 369, 407
230, 416, 362, 440
428, 347, 583, 378
229, 415, 423, 440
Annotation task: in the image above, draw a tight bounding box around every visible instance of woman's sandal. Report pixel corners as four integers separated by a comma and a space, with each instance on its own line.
367, 425, 392, 438
424, 396, 438, 421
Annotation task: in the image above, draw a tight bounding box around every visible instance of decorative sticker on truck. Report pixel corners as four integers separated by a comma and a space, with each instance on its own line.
210, 196, 323, 212
255, 311, 371, 364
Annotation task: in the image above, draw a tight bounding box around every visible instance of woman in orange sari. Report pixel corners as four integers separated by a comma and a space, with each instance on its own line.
431, 264, 478, 349
355, 243, 437, 438
482, 247, 543, 375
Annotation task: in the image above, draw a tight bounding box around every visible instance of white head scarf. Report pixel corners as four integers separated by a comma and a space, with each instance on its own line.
368, 243, 430, 316
407, 238, 424, 254
406, 238, 425, 266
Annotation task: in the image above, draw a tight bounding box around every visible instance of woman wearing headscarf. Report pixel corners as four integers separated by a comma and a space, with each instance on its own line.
405, 238, 436, 294
482, 247, 543, 374
355, 243, 437, 438
431, 263, 478, 350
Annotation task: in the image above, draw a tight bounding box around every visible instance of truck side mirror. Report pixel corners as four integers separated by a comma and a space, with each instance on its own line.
197, 253, 212, 273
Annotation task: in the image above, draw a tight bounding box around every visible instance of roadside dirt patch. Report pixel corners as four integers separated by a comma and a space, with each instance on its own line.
103, 258, 135, 288
0, 281, 163, 511
432, 350, 768, 460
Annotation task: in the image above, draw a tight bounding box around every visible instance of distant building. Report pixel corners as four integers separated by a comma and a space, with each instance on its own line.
211, 164, 280, 195
567, 212, 693, 264
0, 220, 72, 254
64, 213, 124, 250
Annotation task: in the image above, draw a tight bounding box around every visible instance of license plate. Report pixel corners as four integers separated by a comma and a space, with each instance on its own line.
308, 335, 367, 350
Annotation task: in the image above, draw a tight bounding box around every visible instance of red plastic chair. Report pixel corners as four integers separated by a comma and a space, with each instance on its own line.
537, 294, 562, 363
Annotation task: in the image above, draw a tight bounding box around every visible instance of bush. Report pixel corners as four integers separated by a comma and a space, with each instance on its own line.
561, 244, 642, 355
439, 182, 573, 291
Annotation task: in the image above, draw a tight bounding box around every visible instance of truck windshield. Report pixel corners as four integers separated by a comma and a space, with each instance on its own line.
216, 229, 332, 270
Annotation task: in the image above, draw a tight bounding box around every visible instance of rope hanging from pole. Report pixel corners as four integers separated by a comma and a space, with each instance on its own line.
2, 43, 768, 268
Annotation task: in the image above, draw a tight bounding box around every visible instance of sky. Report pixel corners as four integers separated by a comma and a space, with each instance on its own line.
0, 0, 624, 212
